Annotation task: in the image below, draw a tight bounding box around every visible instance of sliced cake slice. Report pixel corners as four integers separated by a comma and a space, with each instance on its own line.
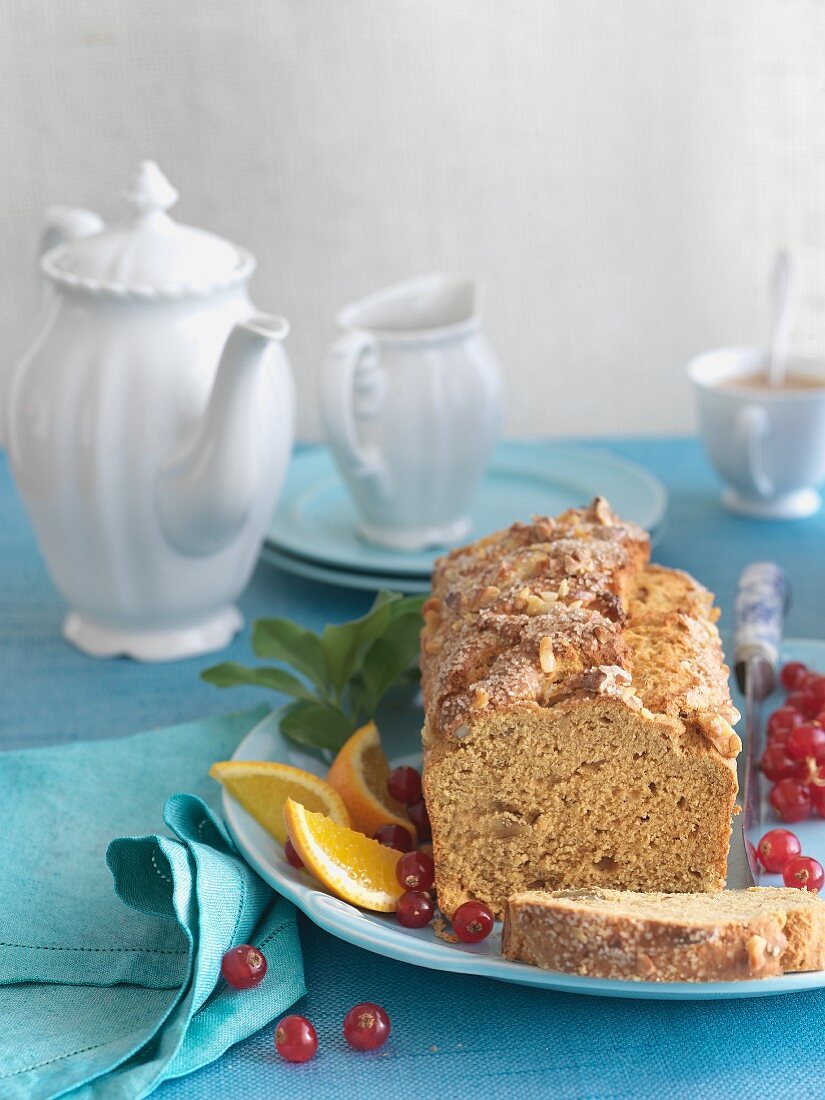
502, 887, 825, 982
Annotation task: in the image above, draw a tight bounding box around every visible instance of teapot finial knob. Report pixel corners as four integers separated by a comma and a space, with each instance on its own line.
122, 161, 179, 216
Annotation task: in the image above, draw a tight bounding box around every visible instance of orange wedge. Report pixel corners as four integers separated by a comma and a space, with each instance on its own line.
283, 798, 403, 911
209, 760, 350, 845
326, 722, 415, 842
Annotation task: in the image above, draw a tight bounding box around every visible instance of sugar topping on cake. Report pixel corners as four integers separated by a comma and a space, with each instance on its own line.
420, 498, 739, 755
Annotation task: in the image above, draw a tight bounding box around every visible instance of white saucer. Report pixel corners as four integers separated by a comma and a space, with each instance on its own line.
267, 441, 667, 580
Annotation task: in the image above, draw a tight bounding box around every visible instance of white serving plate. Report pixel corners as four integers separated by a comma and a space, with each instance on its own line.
222, 639, 825, 1000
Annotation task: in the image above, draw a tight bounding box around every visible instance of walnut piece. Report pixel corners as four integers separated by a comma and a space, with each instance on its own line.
539, 636, 556, 674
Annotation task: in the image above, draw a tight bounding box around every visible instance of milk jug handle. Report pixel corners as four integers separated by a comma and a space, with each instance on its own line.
322, 331, 390, 495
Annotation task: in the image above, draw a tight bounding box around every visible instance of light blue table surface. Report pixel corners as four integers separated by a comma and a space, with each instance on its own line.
2, 439, 824, 1100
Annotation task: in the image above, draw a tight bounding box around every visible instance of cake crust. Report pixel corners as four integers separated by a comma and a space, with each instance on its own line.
420, 500, 741, 917
502, 887, 825, 982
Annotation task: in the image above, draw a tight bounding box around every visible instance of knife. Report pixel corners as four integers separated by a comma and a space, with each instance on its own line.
734, 562, 790, 885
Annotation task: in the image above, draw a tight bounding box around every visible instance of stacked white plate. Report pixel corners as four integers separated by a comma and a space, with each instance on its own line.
263, 441, 668, 593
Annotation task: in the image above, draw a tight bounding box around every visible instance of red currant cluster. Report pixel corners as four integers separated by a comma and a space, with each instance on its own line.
755, 828, 824, 892
380, 765, 495, 942
393, 847, 494, 942
286, 762, 496, 943
220, 946, 390, 1063
370, 765, 432, 853
275, 1003, 391, 1062
761, 661, 825, 823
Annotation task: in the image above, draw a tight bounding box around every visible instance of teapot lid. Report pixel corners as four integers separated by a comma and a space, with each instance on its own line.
42, 162, 254, 297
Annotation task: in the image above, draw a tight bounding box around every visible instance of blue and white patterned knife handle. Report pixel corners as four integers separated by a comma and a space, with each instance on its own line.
734, 562, 789, 684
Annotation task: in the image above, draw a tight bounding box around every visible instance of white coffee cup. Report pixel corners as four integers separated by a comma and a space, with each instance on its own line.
688, 346, 825, 519
321, 274, 503, 551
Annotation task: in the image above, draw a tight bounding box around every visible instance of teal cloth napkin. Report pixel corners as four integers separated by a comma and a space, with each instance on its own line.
0, 705, 305, 1099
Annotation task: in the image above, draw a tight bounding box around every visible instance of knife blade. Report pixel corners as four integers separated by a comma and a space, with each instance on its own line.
734, 562, 789, 885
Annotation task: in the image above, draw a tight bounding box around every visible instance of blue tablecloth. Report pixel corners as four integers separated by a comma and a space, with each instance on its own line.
3, 438, 824, 1100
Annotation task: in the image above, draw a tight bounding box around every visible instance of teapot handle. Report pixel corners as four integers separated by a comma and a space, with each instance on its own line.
39, 205, 104, 258
321, 331, 391, 498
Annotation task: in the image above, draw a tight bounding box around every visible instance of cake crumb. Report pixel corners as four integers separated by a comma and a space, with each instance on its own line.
433, 915, 459, 943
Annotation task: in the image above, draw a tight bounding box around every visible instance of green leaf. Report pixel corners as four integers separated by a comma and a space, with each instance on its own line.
251, 619, 329, 691
386, 593, 426, 625
200, 662, 316, 702
321, 590, 406, 692
358, 611, 424, 717
279, 700, 354, 752
201, 593, 426, 748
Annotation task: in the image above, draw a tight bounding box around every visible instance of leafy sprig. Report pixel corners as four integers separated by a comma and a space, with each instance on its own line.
202, 591, 425, 751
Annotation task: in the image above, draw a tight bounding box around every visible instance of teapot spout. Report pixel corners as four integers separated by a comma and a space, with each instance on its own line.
155, 313, 289, 557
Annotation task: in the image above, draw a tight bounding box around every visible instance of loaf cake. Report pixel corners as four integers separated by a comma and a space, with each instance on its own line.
420, 499, 741, 918
502, 887, 825, 981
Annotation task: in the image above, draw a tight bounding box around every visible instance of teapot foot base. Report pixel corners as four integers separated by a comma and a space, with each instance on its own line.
63, 606, 244, 662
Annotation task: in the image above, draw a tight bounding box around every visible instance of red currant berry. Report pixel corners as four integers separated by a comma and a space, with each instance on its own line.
804, 679, 825, 714
284, 838, 304, 869
387, 765, 423, 805
395, 849, 435, 892
396, 890, 434, 928
407, 798, 432, 842
451, 899, 495, 943
769, 778, 812, 823
766, 730, 791, 750
756, 828, 802, 872
783, 855, 825, 893
781, 661, 809, 691
760, 744, 800, 782
809, 768, 825, 815
373, 824, 414, 852
786, 724, 825, 764
767, 707, 803, 739
221, 945, 268, 989
799, 693, 822, 719
274, 1014, 318, 1062
787, 690, 811, 714
342, 1002, 391, 1051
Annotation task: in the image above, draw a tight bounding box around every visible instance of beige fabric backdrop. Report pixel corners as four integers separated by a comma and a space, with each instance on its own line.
2, 0, 824, 440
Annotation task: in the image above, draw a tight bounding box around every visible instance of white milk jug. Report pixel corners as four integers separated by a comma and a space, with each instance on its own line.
322, 274, 503, 551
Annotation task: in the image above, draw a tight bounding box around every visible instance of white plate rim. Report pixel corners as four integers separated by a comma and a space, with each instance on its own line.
259, 544, 431, 594
222, 639, 825, 1000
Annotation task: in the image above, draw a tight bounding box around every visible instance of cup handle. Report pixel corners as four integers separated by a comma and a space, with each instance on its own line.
322, 331, 390, 499
735, 404, 774, 499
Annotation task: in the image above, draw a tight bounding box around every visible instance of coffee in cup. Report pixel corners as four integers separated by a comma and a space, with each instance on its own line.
689, 348, 825, 519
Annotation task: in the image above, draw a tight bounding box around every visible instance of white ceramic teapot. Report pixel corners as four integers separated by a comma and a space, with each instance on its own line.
4, 161, 294, 661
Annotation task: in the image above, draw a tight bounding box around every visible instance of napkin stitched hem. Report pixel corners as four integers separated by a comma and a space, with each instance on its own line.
0, 944, 188, 955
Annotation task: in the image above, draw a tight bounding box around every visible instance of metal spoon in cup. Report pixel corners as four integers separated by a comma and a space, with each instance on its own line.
768, 250, 797, 387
